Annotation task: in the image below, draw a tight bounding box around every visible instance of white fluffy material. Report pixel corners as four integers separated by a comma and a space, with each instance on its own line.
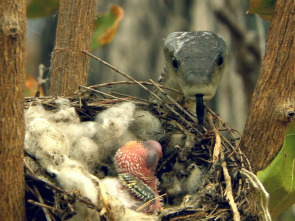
95, 102, 136, 138
186, 166, 203, 193
24, 99, 163, 219
54, 164, 99, 204
25, 100, 163, 173
93, 102, 138, 165
130, 110, 163, 140
93, 102, 163, 169
25, 117, 70, 168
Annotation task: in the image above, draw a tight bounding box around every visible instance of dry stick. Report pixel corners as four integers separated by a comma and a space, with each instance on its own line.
240, 168, 271, 221
220, 152, 240, 221
206, 106, 240, 147
33, 185, 53, 221
111, 91, 150, 103
208, 115, 240, 221
83, 51, 197, 130
27, 199, 60, 214
79, 85, 131, 102
149, 79, 202, 134
212, 130, 222, 163
90, 81, 182, 95
26, 173, 101, 211
79, 85, 143, 105
206, 108, 252, 170
83, 50, 159, 96
99, 182, 116, 221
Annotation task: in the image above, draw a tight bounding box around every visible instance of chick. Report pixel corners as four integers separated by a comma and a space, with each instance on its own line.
115, 140, 163, 214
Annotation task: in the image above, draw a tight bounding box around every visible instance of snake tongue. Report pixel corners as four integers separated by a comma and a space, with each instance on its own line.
195, 94, 204, 125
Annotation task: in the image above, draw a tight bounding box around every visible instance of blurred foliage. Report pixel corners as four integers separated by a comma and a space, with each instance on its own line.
26, 1, 124, 49
27, 0, 59, 18
25, 72, 45, 97
25, 2, 124, 94
258, 120, 295, 219
92, 5, 124, 50
247, 0, 275, 20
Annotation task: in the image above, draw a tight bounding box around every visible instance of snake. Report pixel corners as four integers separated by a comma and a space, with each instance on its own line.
155, 31, 228, 125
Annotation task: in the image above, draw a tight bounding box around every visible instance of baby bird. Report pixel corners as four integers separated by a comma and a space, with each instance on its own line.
115, 140, 163, 214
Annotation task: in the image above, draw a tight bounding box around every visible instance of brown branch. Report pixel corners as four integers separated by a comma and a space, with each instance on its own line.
239, 0, 295, 172
90, 81, 182, 94
49, 0, 96, 96
0, 0, 26, 219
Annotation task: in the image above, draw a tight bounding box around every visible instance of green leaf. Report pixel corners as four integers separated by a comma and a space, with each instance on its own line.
91, 5, 124, 50
27, 0, 59, 18
247, 0, 276, 21
258, 120, 295, 219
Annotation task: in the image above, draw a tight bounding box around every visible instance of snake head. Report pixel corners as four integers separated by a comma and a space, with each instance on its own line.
163, 31, 228, 102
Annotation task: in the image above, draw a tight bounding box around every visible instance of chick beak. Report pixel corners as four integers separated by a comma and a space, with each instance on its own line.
195, 94, 204, 125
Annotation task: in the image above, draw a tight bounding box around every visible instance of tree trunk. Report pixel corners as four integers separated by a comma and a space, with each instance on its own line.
240, 0, 295, 173
49, 0, 96, 96
0, 0, 26, 220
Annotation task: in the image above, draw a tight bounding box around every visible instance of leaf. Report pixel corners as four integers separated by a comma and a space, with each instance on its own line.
91, 5, 124, 50
25, 72, 45, 97
258, 120, 295, 218
27, 0, 59, 18
247, 0, 276, 21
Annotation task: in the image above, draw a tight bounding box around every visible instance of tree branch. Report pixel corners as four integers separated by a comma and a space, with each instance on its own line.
240, 0, 295, 172
49, 0, 96, 96
0, 0, 26, 219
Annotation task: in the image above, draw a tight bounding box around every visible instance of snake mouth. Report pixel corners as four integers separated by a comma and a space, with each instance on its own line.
195, 94, 204, 125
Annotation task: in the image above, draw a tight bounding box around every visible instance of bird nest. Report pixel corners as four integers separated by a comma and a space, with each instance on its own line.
24, 80, 270, 221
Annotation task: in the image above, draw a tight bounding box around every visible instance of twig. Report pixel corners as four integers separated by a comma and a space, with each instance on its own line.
90, 80, 182, 95
83, 51, 199, 131
99, 182, 116, 221
79, 85, 129, 102
221, 152, 241, 221
240, 168, 271, 221
213, 134, 222, 164
83, 51, 163, 98
149, 79, 202, 134
111, 91, 150, 103
208, 115, 241, 221
206, 108, 252, 170
26, 173, 102, 211
27, 199, 60, 215
33, 185, 53, 221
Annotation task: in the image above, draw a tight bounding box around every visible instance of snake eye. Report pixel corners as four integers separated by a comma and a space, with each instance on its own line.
172, 57, 179, 69
217, 55, 224, 66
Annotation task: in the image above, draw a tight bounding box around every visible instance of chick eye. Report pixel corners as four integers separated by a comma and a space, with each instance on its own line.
217, 55, 224, 66
172, 57, 179, 69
